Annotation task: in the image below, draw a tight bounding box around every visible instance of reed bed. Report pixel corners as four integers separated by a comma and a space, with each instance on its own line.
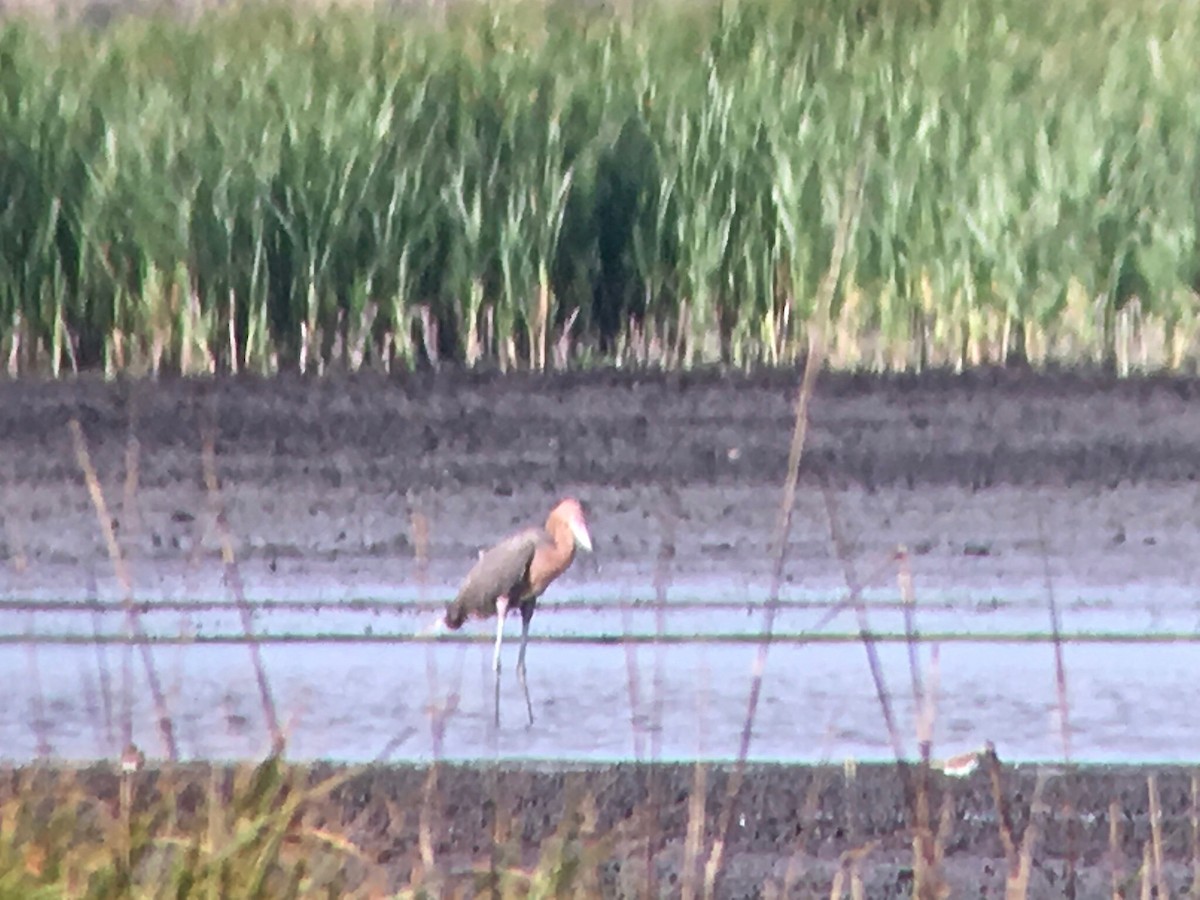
0, 0, 1197, 376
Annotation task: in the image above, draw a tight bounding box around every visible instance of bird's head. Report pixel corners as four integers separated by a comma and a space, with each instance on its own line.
551, 497, 593, 553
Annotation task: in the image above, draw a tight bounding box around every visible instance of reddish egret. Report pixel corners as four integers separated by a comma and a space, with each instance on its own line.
442, 498, 593, 725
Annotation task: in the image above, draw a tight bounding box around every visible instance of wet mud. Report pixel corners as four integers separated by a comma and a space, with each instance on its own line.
20, 759, 1200, 898
5, 367, 1200, 570
2, 368, 1200, 767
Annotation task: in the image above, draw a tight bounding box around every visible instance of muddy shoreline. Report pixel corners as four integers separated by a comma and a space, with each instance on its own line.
2, 368, 1200, 766
7, 367, 1200, 493
5, 366, 1200, 576
16, 759, 1200, 897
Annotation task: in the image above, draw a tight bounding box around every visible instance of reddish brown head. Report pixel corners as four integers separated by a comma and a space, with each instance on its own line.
546, 498, 592, 552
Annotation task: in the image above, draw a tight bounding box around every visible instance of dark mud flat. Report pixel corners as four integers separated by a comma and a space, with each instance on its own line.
3, 370, 1200, 763
7, 367, 1200, 495
33, 759, 1200, 897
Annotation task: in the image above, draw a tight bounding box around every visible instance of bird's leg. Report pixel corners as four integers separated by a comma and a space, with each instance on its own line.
516, 606, 534, 727
493, 596, 508, 727
492, 596, 509, 674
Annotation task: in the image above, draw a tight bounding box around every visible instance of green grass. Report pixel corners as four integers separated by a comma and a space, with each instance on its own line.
0, 0, 1197, 376
0, 757, 365, 898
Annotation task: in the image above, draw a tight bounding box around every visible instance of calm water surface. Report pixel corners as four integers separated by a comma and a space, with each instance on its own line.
2, 560, 1197, 765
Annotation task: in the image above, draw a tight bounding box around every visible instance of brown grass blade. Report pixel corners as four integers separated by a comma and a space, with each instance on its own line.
1035, 509, 1072, 762
201, 424, 284, 755
68, 418, 177, 761
1109, 797, 1125, 900
1148, 774, 1167, 898
681, 762, 708, 900
1006, 770, 1052, 900
1191, 773, 1200, 898
701, 151, 870, 900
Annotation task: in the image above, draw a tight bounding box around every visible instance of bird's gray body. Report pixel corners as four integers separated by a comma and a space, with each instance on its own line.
437, 497, 591, 727
444, 527, 546, 629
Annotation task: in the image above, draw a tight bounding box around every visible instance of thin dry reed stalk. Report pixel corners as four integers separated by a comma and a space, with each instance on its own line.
681, 761, 709, 900
631, 488, 679, 899
200, 425, 284, 754
1037, 508, 1079, 895
1139, 843, 1153, 899
1005, 770, 1052, 900
896, 547, 931, 761
487, 767, 516, 898
409, 502, 446, 891
0, 466, 29, 574
897, 544, 949, 898
828, 865, 845, 899
1148, 774, 1167, 897
1063, 795, 1080, 895
987, 749, 1019, 870
619, 577, 646, 762
830, 842, 877, 900
118, 762, 136, 872
418, 763, 441, 888
1191, 773, 1200, 898
68, 418, 177, 761
651, 488, 678, 763
821, 484, 906, 763
412, 504, 441, 743
86, 567, 116, 751
121, 395, 143, 552
1109, 797, 1124, 900
23, 613, 51, 757
777, 770, 838, 894
1036, 510, 1073, 761
909, 773, 941, 897
701, 154, 870, 900
409, 501, 461, 757
822, 483, 950, 898
772, 772, 830, 897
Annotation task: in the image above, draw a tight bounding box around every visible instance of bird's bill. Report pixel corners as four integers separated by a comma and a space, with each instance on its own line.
569, 517, 593, 552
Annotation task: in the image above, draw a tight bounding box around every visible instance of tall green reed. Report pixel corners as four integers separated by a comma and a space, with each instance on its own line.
0, 0, 1196, 375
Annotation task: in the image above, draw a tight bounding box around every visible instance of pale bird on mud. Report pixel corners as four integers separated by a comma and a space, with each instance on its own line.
431, 498, 593, 727
934, 740, 999, 778
120, 742, 145, 774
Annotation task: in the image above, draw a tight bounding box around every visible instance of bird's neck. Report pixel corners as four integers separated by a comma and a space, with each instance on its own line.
548, 521, 577, 566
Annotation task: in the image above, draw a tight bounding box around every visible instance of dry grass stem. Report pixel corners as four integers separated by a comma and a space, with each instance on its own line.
821, 484, 906, 764
68, 418, 177, 761
681, 762, 709, 900
1191, 773, 1200, 898
1148, 774, 1167, 898
1139, 842, 1153, 900
418, 763, 441, 887
23, 615, 51, 758
1006, 770, 1052, 900
201, 425, 284, 754
897, 546, 934, 762
1109, 797, 1125, 900
702, 153, 870, 900
410, 502, 458, 756
1036, 509, 1073, 762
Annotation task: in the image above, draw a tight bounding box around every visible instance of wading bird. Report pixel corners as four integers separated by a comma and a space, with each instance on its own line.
441, 498, 593, 726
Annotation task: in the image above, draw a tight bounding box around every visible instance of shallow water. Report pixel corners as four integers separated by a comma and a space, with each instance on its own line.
5, 372, 1200, 768
3, 562, 1196, 766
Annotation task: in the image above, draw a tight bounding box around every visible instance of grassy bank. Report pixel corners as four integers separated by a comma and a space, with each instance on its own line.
0, 0, 1197, 376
